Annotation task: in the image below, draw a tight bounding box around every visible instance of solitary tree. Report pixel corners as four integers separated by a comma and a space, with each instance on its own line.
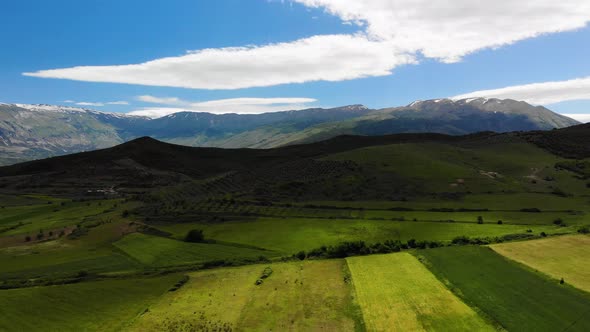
185, 229, 205, 243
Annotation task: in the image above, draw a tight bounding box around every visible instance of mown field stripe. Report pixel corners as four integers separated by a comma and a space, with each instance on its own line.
419, 246, 590, 332
346, 253, 495, 332
490, 234, 590, 293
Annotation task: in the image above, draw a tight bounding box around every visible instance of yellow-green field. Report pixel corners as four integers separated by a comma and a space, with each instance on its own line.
491, 234, 590, 293
131, 260, 361, 331
346, 253, 495, 332
0, 275, 179, 332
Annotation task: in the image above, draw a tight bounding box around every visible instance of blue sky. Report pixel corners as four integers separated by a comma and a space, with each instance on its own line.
1, 0, 589, 120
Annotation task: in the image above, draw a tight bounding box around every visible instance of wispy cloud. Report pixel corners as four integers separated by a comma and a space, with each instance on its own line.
452, 76, 590, 105
63, 100, 129, 107
137, 95, 185, 105
75, 102, 105, 107
23, 1, 590, 90
24, 35, 412, 90
130, 96, 318, 118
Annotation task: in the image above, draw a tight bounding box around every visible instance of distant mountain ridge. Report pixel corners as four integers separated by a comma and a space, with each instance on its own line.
0, 99, 579, 165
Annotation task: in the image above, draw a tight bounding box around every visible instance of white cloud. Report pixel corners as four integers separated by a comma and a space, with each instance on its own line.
128, 108, 189, 118
452, 76, 590, 105
137, 95, 186, 105
65, 100, 129, 107
22, 1, 590, 89
129, 96, 318, 118
562, 113, 590, 123
295, 0, 590, 62
75, 102, 104, 107
24, 35, 413, 90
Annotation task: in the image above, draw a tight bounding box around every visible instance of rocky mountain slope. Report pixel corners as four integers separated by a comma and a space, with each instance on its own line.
0, 99, 578, 165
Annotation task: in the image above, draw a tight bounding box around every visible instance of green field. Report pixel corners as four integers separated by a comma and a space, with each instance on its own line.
326, 142, 564, 193
0, 275, 179, 332
131, 260, 361, 331
346, 253, 494, 331
304, 192, 589, 212
0, 198, 126, 237
158, 217, 557, 254
419, 246, 590, 331
0, 220, 142, 280
113, 233, 275, 267
491, 235, 590, 293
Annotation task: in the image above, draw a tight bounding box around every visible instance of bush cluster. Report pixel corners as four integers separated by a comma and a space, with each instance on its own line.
185, 229, 205, 243
169, 275, 189, 292
295, 232, 542, 260
299, 239, 444, 260
255, 267, 273, 285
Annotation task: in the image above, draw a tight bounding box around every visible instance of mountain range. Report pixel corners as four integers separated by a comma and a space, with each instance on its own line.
0, 98, 579, 165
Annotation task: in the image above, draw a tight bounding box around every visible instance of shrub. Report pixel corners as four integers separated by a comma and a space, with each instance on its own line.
520, 208, 541, 213
553, 218, 563, 225
541, 232, 547, 237
25, 235, 31, 242
497, 220, 503, 225
169, 275, 190, 291
477, 216, 484, 224
295, 251, 306, 260
185, 229, 205, 243
255, 267, 273, 285
452, 236, 471, 245
578, 227, 589, 234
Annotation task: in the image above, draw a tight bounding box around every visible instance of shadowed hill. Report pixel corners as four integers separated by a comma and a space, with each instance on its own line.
0, 124, 587, 195
0, 133, 495, 194
517, 123, 590, 159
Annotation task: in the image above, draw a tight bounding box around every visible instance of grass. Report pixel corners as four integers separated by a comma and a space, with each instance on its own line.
113, 233, 275, 267
0, 218, 143, 279
0, 198, 125, 236
130, 260, 361, 331
301, 192, 590, 213
158, 217, 558, 254
418, 246, 590, 331
346, 253, 495, 331
169, 198, 587, 226
0, 275, 179, 332
325, 142, 563, 193
491, 234, 590, 293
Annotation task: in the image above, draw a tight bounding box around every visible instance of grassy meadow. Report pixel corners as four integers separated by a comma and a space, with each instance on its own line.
491, 234, 590, 293
418, 246, 590, 331
113, 233, 275, 267
1, 137, 589, 331
158, 217, 559, 254
346, 253, 495, 331
0, 275, 179, 332
131, 260, 361, 332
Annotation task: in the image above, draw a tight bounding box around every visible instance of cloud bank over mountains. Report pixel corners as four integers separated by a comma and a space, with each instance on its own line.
453, 76, 590, 105
129, 96, 318, 118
